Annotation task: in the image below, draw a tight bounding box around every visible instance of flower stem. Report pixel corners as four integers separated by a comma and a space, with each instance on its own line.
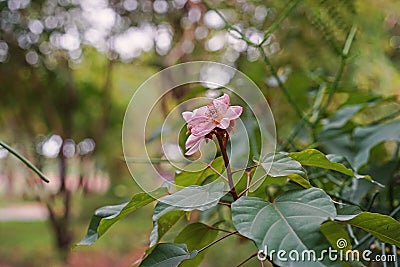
215, 130, 239, 200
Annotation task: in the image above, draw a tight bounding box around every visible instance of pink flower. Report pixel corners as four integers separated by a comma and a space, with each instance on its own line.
182, 94, 243, 155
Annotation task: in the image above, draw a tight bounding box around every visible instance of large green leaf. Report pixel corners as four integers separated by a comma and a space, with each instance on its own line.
288, 149, 371, 180
139, 243, 197, 267
174, 157, 224, 187
78, 187, 168, 246
231, 188, 339, 267
344, 212, 400, 247
259, 152, 311, 188
174, 223, 219, 267
150, 182, 226, 246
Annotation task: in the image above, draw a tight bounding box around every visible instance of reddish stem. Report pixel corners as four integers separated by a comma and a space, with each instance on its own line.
215, 129, 239, 200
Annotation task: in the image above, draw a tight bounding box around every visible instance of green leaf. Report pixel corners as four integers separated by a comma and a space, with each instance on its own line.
325, 154, 372, 181
149, 210, 185, 248
320, 221, 352, 251
322, 104, 364, 131
321, 222, 366, 267
319, 120, 400, 170
232, 188, 339, 267
344, 212, 400, 247
175, 157, 224, 186
342, 93, 382, 106
78, 187, 168, 246
259, 152, 312, 188
150, 182, 226, 247
288, 149, 370, 180
174, 223, 219, 267
352, 120, 400, 169
139, 243, 197, 267
335, 205, 362, 221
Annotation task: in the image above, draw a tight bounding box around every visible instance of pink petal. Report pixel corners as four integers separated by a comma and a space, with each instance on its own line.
217, 118, 231, 129
187, 115, 210, 126
216, 94, 230, 105
185, 135, 206, 155
182, 111, 193, 122
191, 120, 216, 136
185, 134, 204, 148
224, 106, 243, 120
212, 98, 228, 115
192, 106, 208, 117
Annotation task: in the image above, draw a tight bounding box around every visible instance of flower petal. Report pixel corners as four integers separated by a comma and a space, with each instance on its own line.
217, 118, 231, 129
185, 135, 206, 156
192, 106, 208, 117
191, 120, 216, 136
212, 98, 228, 115
216, 94, 230, 105
185, 134, 204, 149
188, 115, 208, 123
182, 111, 193, 122
224, 106, 243, 120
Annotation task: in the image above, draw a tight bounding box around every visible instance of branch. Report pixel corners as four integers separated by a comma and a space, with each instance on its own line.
197, 231, 238, 253
258, 47, 306, 121
231, 163, 259, 174
204, 0, 307, 123
321, 24, 357, 113
238, 173, 269, 198
0, 140, 49, 183
208, 163, 229, 183
236, 252, 258, 267
206, 225, 238, 234
260, 0, 300, 45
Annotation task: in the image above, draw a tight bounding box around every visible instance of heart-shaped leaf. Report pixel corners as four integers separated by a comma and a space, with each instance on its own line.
232, 188, 339, 267
139, 243, 197, 267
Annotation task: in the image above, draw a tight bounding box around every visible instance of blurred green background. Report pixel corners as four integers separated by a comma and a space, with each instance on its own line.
0, 0, 399, 266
